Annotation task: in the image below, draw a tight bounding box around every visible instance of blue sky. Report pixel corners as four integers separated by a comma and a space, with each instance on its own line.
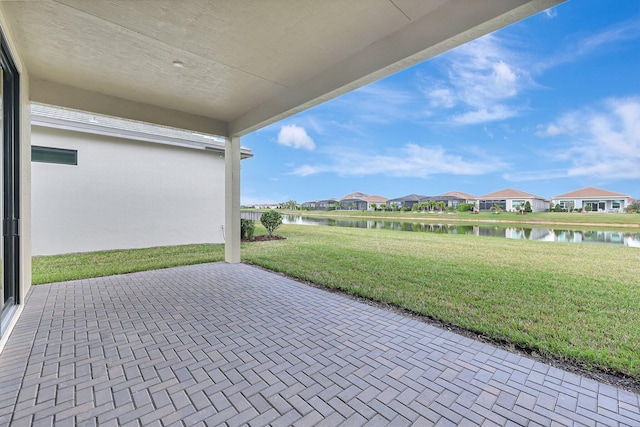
241, 0, 640, 205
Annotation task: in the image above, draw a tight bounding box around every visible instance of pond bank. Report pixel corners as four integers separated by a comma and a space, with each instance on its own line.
246, 209, 640, 229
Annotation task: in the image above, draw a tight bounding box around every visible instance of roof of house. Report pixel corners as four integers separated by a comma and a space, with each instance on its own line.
479, 188, 545, 200
388, 194, 427, 202
31, 103, 254, 158
341, 192, 369, 200
553, 187, 630, 199
362, 195, 389, 203
438, 191, 477, 200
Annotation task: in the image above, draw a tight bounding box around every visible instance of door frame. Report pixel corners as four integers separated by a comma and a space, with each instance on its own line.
0, 29, 20, 337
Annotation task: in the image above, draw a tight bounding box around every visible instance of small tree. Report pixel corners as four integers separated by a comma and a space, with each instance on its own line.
285, 199, 298, 210
490, 204, 503, 214
524, 201, 532, 213
260, 210, 283, 236
370, 203, 377, 211
585, 205, 593, 212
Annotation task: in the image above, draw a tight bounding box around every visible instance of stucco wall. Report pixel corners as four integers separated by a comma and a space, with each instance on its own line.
32, 126, 226, 255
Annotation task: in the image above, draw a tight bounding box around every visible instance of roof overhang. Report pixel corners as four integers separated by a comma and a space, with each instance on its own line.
31, 104, 253, 158
1, 0, 563, 137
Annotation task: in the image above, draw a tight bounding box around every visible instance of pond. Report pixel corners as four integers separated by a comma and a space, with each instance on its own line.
241, 212, 640, 247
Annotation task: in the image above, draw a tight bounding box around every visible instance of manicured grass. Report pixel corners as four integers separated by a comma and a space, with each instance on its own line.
242, 224, 640, 379
260, 209, 640, 227
32, 244, 225, 285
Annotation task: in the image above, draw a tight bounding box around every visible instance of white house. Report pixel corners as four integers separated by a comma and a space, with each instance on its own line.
31, 104, 252, 255
552, 187, 631, 213
478, 188, 550, 212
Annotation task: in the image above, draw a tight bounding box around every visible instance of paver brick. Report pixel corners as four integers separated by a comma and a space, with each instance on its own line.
0, 263, 637, 427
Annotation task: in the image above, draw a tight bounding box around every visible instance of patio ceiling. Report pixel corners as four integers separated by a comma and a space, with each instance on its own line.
2, 0, 561, 136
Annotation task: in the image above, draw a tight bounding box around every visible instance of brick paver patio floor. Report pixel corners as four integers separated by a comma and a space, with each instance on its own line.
0, 263, 638, 426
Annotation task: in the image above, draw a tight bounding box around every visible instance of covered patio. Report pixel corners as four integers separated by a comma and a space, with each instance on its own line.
4, 1, 639, 425
1, 263, 638, 425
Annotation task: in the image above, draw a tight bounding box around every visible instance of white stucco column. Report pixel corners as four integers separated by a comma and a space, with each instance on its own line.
225, 136, 241, 263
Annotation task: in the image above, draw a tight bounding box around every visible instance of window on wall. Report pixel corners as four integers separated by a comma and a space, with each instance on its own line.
612, 200, 621, 209
31, 146, 77, 165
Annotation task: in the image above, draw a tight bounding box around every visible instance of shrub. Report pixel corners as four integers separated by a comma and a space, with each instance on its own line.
260, 210, 283, 236
240, 219, 255, 240
524, 201, 532, 213
458, 203, 472, 212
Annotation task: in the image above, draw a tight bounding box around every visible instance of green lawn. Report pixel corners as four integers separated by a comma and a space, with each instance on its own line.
260, 209, 640, 227
32, 224, 640, 380
32, 244, 225, 285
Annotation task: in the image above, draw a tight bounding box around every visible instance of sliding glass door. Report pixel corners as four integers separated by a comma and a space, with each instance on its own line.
0, 31, 20, 337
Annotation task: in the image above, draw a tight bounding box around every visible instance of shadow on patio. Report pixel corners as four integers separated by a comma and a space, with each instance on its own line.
1, 263, 638, 426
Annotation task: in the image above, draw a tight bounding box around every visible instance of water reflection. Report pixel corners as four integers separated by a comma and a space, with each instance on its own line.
240, 212, 640, 247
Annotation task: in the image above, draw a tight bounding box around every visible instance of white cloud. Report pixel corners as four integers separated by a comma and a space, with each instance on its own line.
333, 83, 428, 125
426, 86, 455, 108
536, 19, 640, 72
277, 124, 316, 150
289, 165, 319, 177
452, 106, 518, 125
421, 34, 532, 125
535, 122, 571, 137
577, 19, 640, 56
543, 8, 558, 19
510, 97, 640, 181
287, 143, 507, 178
564, 97, 640, 179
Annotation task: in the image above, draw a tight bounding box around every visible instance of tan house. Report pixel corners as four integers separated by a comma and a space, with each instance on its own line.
420, 191, 478, 209
362, 195, 390, 211
478, 188, 549, 212
439, 191, 477, 202
553, 187, 631, 212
